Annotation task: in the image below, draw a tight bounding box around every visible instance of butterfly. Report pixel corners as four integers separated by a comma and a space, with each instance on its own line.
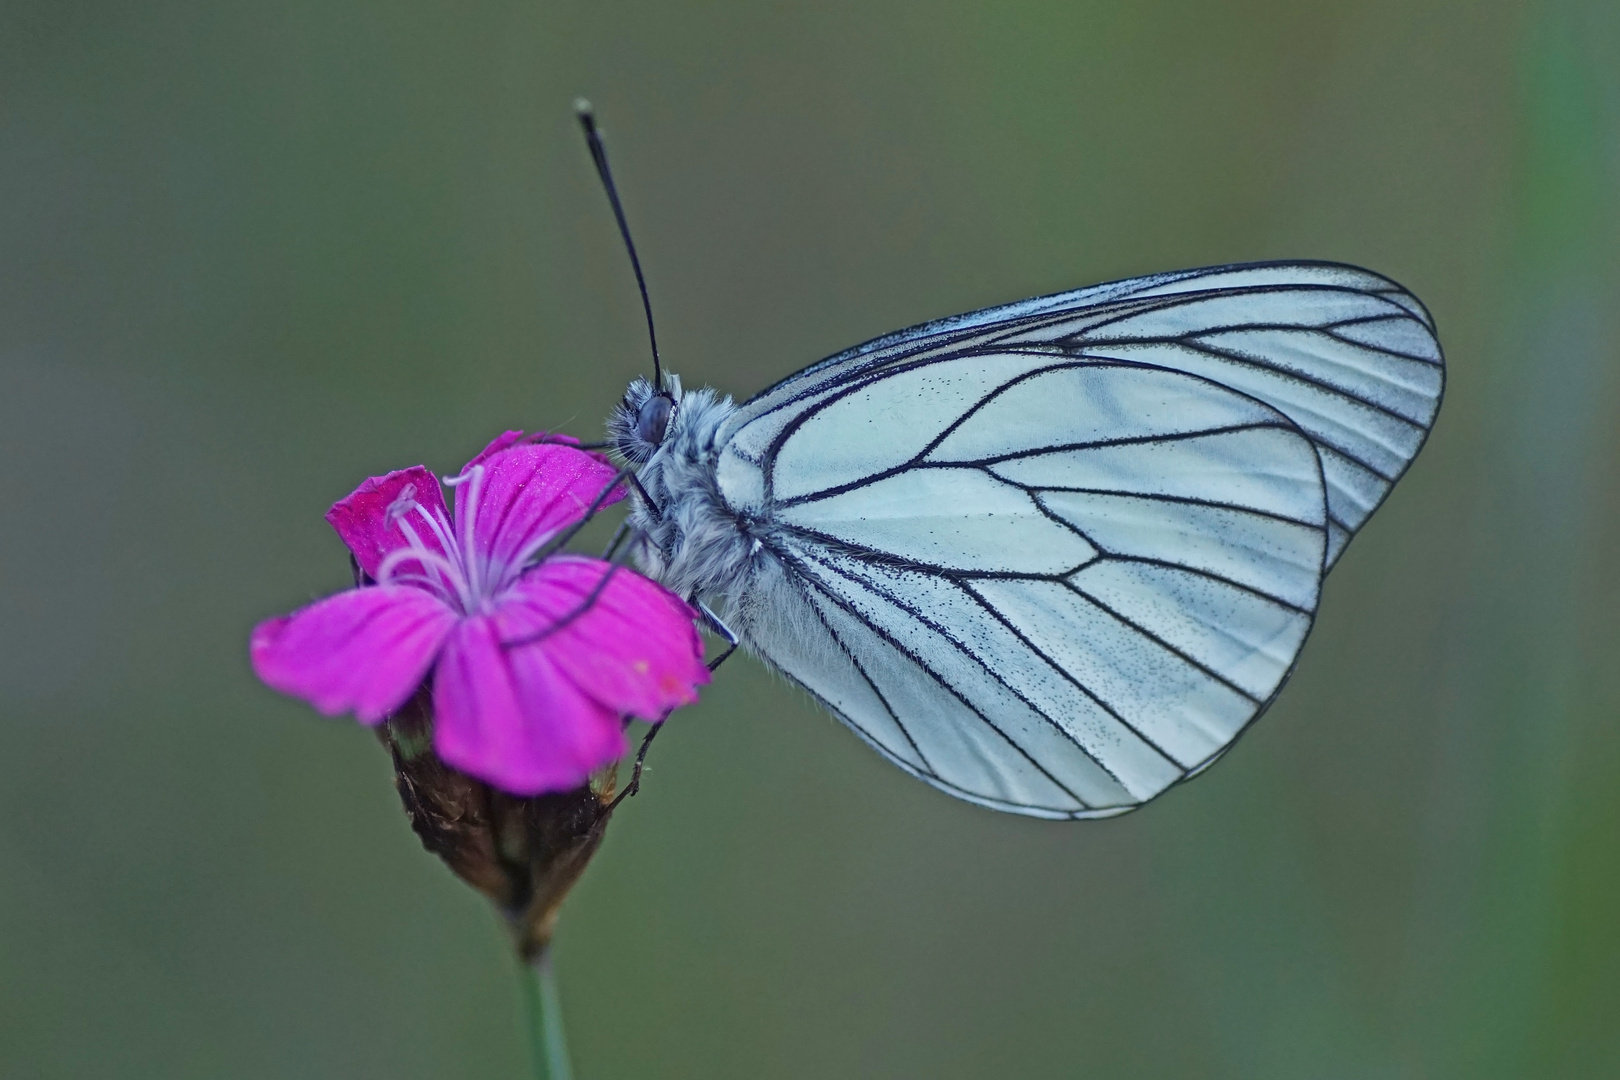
577, 105, 1443, 819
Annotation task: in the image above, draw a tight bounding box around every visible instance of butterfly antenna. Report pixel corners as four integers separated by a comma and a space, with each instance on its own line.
575, 99, 663, 391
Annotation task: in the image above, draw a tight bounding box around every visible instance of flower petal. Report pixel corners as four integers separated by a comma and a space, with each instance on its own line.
326, 466, 453, 581
457, 444, 625, 571
432, 617, 629, 795
463, 430, 533, 471
496, 556, 710, 721
250, 587, 457, 723
462, 429, 588, 473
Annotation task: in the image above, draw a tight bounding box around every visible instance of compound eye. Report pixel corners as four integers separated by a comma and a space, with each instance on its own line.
635, 393, 674, 447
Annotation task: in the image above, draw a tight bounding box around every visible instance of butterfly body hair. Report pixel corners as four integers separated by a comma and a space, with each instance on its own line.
613, 375, 775, 623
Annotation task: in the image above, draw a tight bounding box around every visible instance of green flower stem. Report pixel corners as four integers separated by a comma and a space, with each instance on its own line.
518, 950, 574, 1080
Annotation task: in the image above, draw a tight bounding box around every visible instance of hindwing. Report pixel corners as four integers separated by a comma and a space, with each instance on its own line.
712, 261, 1441, 816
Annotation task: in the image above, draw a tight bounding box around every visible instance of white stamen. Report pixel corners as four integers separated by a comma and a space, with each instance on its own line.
404, 504, 459, 565
397, 514, 464, 599
446, 465, 492, 605
373, 462, 547, 617
377, 545, 463, 606
382, 571, 449, 591
385, 483, 419, 527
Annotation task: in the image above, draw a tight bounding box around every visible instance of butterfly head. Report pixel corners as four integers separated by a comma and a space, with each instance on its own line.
609, 375, 681, 464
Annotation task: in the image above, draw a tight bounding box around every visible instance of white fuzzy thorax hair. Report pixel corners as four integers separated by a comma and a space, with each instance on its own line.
610, 374, 781, 638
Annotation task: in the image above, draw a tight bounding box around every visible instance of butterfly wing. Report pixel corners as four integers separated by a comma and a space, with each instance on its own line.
727, 260, 1443, 568
714, 262, 1442, 817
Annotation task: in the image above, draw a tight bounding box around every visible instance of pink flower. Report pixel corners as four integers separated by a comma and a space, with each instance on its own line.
250, 432, 710, 795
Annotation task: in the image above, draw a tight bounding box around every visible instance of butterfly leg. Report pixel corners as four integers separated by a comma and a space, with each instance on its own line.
696, 600, 739, 673
608, 600, 738, 811
608, 717, 665, 810
628, 472, 664, 520
600, 519, 630, 561
533, 465, 635, 562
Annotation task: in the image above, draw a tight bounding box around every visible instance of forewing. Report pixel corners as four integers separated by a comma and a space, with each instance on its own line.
722, 260, 1442, 567
722, 359, 1328, 817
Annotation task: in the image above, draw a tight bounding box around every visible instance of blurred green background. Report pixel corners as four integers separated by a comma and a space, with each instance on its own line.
2, 1, 1617, 1076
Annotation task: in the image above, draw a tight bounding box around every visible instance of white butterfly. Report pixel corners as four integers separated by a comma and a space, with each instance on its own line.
577, 109, 1443, 818
605, 261, 1443, 818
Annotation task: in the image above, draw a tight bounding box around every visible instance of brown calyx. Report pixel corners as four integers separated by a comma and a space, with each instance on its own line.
377, 690, 617, 961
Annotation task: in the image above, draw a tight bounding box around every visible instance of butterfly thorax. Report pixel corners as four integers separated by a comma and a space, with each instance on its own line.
611, 376, 763, 609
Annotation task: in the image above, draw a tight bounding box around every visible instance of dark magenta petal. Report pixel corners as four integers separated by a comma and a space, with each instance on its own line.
250, 587, 456, 723
462, 430, 587, 472
497, 556, 710, 720
326, 466, 452, 581
463, 430, 531, 471
432, 617, 629, 795
457, 444, 624, 572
